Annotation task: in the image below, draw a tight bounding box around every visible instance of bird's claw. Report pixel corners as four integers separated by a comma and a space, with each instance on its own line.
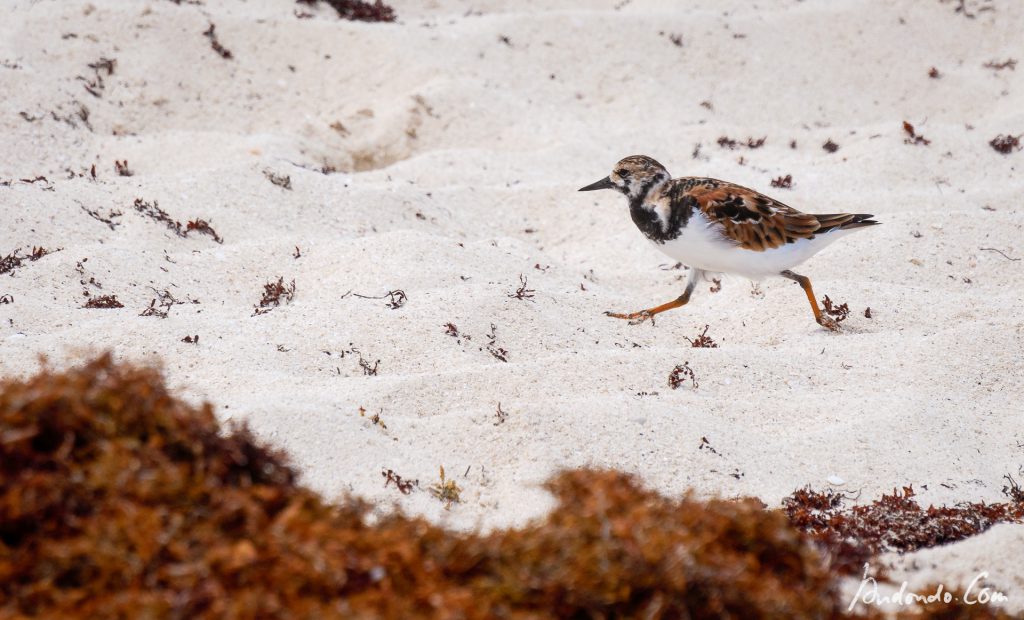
628, 311, 654, 325
605, 310, 654, 325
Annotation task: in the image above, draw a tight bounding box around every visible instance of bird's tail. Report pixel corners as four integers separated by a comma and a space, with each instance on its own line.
816, 213, 879, 233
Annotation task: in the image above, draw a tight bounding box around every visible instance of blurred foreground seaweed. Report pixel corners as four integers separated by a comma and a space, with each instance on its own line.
1, 356, 1021, 618
0, 355, 838, 618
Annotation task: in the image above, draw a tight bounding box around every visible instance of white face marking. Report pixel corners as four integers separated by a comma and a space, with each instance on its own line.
652, 199, 673, 233
610, 172, 626, 191
620, 171, 665, 199
638, 186, 673, 233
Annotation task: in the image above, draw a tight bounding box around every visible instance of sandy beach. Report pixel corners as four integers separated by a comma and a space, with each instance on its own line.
3, 0, 1023, 610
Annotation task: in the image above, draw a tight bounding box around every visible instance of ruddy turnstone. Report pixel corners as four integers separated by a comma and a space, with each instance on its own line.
579, 155, 878, 330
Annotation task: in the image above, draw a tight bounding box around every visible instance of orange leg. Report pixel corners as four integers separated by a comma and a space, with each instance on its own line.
780, 270, 839, 331
605, 295, 689, 324
606, 270, 700, 325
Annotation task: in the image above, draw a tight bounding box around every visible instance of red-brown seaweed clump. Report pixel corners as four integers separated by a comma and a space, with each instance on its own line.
1, 355, 842, 618
784, 485, 1024, 575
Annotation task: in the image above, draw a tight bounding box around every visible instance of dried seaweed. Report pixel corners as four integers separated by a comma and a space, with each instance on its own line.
18, 176, 54, 191
950, 0, 995, 19
784, 484, 1024, 574
493, 402, 508, 426
382, 468, 417, 494
114, 160, 133, 176
384, 289, 407, 309
79, 57, 115, 98
699, 436, 721, 456
821, 295, 850, 322
82, 294, 124, 309
771, 174, 793, 189
88, 57, 115, 75
1, 246, 60, 277
202, 23, 233, 59
296, 0, 396, 22
717, 136, 765, 150
983, 58, 1017, 71
185, 219, 223, 244
5, 355, 1021, 618
1003, 474, 1024, 503
263, 169, 292, 190
822, 139, 840, 153
717, 136, 738, 149
48, 101, 92, 131
1, 249, 25, 276
669, 362, 699, 389
928, 66, 941, 78
485, 323, 508, 362
79, 204, 122, 230
140, 289, 198, 318
507, 274, 535, 301
903, 121, 931, 146
684, 324, 719, 348
989, 134, 1021, 154
133, 198, 185, 237
252, 277, 296, 315
658, 31, 683, 47
358, 356, 379, 376
359, 406, 386, 429
0, 355, 963, 619
74, 259, 110, 304
342, 289, 407, 309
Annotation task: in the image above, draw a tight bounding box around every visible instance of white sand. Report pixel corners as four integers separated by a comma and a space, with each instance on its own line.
2, 0, 1023, 607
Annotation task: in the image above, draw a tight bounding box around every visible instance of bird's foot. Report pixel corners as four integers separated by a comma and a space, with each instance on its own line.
604, 310, 655, 325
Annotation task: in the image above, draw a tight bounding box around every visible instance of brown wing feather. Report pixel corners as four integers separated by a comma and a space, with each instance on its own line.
687, 180, 831, 251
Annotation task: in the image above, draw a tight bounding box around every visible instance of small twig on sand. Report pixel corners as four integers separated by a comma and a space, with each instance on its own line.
979, 247, 1021, 261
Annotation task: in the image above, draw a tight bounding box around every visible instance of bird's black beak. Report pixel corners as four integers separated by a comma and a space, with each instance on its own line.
578, 176, 615, 192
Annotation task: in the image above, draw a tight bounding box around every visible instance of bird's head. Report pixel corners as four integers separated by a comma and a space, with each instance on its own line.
578, 155, 671, 200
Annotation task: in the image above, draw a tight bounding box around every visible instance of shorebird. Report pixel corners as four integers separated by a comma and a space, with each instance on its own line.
579, 155, 878, 330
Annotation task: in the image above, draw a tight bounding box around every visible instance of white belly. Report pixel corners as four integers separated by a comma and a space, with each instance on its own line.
654, 212, 849, 279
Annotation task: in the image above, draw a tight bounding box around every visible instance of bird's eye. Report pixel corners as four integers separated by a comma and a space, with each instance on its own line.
615, 169, 629, 178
